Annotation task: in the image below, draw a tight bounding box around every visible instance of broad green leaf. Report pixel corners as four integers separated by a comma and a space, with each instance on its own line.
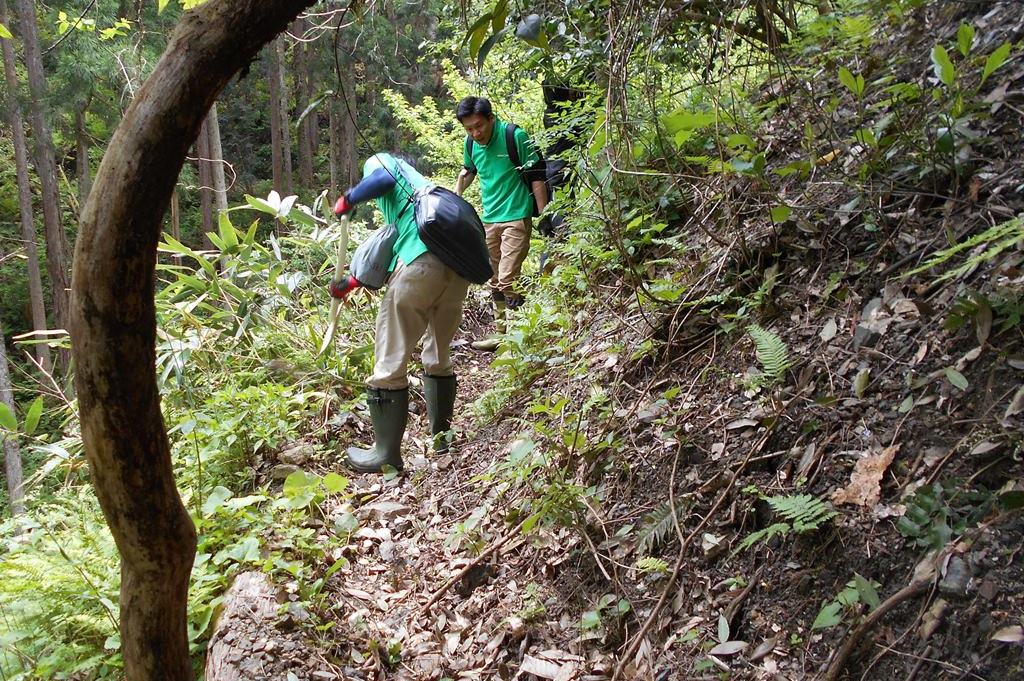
930, 44, 955, 87
157, 0, 169, 14
956, 23, 974, 57
490, 0, 508, 33
662, 109, 717, 134
981, 42, 1012, 85
0, 402, 16, 431
22, 397, 43, 437
581, 610, 601, 629
811, 602, 843, 630
838, 67, 861, 97
898, 395, 915, 413
770, 205, 792, 223
853, 573, 880, 610
468, 19, 490, 59
718, 614, 730, 642
218, 211, 238, 252
853, 367, 871, 397
322, 472, 348, 494
244, 193, 279, 216
945, 367, 968, 390
202, 486, 233, 515
283, 470, 318, 496
0, 22, 12, 39
477, 26, 508, 70
463, 12, 492, 47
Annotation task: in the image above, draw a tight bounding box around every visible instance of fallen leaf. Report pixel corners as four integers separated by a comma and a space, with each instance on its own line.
1004, 386, 1024, 421
969, 441, 1000, 456
708, 640, 747, 656
820, 319, 838, 342
831, 445, 900, 508
853, 367, 871, 398
520, 655, 565, 679
726, 418, 758, 430
748, 636, 777, 662
991, 625, 1024, 643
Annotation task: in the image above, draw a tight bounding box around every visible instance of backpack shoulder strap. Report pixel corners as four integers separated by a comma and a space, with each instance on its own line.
505, 123, 521, 168
464, 136, 476, 172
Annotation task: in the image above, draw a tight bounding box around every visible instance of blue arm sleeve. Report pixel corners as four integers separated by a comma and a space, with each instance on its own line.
346, 167, 396, 205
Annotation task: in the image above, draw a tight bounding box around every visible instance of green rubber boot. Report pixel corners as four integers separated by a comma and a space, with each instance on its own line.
346, 387, 408, 473
472, 300, 506, 352
423, 374, 457, 453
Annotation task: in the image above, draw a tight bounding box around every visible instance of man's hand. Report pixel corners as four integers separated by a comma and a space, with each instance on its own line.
333, 194, 354, 216
329, 275, 360, 299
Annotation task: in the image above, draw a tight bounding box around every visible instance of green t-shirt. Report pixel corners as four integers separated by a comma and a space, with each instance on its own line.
362, 153, 431, 271
463, 119, 539, 223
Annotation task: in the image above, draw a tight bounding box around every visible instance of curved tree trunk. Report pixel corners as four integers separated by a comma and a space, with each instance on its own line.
196, 115, 215, 248
0, 318, 25, 516
70, 1, 313, 678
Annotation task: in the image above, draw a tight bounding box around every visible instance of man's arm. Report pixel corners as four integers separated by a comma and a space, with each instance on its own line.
531, 179, 549, 214
454, 168, 476, 196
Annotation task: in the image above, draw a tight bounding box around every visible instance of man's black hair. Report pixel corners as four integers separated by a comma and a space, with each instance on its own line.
456, 96, 493, 122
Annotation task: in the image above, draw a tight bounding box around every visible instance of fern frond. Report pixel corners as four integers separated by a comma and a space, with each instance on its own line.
736, 522, 791, 552
748, 325, 791, 378
766, 494, 837, 532
636, 502, 685, 554
904, 216, 1024, 281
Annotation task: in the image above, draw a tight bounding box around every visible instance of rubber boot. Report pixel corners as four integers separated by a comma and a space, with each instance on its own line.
472, 299, 506, 351
346, 387, 408, 473
423, 374, 457, 453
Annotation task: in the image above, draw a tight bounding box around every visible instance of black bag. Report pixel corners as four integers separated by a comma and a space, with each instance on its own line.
412, 186, 493, 285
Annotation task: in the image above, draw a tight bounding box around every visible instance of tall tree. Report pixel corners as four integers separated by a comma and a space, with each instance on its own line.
76, 102, 93, 206
12, 0, 71, 346
1, 0, 51, 373
267, 35, 293, 196
293, 18, 315, 188
196, 116, 215, 248
206, 103, 229, 217
70, 1, 313, 677
0, 318, 26, 517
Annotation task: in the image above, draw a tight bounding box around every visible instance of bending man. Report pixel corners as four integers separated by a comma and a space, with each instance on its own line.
331, 153, 470, 473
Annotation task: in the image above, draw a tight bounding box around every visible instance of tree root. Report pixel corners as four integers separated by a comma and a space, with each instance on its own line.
823, 580, 931, 681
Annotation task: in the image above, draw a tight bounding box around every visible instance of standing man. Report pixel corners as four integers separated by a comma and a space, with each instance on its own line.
331, 152, 470, 473
454, 96, 548, 351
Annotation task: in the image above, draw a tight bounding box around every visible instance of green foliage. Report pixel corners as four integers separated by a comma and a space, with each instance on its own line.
896, 480, 994, 550
747, 324, 792, 384
903, 216, 1024, 282
812, 573, 881, 630
736, 493, 837, 553
636, 501, 687, 555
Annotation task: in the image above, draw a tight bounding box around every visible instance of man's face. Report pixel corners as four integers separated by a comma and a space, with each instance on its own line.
461, 113, 495, 145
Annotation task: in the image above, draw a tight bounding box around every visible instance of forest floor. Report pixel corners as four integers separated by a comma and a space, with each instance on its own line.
204, 2, 1024, 680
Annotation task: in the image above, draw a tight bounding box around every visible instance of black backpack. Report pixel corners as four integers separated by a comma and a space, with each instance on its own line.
465, 124, 567, 218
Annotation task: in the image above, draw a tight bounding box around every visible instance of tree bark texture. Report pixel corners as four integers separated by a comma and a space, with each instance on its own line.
77, 106, 93, 207
0, 319, 26, 516
1, 0, 51, 373
206, 103, 229, 216
70, 1, 313, 678
12, 0, 71, 340
196, 116, 215, 249
267, 36, 293, 196
293, 19, 315, 189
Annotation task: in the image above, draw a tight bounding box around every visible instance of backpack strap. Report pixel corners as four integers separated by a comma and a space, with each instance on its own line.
505, 123, 522, 169
464, 135, 477, 173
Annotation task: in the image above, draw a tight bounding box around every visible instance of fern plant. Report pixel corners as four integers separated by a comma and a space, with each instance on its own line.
904, 216, 1023, 281
747, 324, 792, 386
636, 501, 688, 555
736, 493, 837, 553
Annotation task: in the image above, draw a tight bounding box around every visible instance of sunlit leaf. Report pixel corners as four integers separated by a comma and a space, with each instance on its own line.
956, 23, 974, 57
0, 22, 12, 39
930, 44, 955, 87
944, 367, 968, 390
812, 602, 843, 630
0, 402, 16, 431
981, 42, 1012, 85
22, 397, 43, 437
477, 26, 508, 71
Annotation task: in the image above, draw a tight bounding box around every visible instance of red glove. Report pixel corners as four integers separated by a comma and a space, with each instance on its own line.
333, 194, 354, 216
329, 275, 361, 299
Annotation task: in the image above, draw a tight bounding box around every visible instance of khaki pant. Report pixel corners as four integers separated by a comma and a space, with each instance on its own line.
484, 218, 532, 299
368, 252, 470, 390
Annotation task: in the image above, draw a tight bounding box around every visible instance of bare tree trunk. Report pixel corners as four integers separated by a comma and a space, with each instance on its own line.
196, 116, 215, 249
76, 106, 93, 206
170, 187, 183, 267
293, 18, 314, 189
12, 0, 71, 349
206, 103, 229, 216
0, 319, 26, 516
1, 0, 50, 373
267, 36, 293, 196
328, 97, 340, 198
70, 2, 312, 677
